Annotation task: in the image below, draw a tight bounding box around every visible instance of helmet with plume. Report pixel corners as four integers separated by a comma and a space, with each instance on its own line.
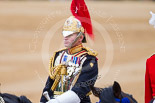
62, 0, 94, 43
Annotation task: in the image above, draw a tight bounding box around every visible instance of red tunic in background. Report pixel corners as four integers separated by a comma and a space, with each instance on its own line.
145, 54, 155, 103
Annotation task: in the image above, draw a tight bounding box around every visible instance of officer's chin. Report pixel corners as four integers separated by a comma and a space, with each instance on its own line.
64, 43, 70, 48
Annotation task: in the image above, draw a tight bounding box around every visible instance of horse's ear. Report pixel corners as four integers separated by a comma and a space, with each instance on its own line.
113, 81, 122, 98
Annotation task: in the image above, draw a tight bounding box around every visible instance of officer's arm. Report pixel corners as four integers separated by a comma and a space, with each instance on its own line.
71, 55, 98, 101
40, 76, 54, 103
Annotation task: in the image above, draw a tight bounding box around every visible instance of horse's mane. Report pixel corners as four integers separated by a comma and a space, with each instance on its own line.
0, 93, 19, 103
0, 93, 32, 103
99, 86, 115, 103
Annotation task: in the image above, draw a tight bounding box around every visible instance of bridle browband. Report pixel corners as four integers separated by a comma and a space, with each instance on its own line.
115, 97, 130, 103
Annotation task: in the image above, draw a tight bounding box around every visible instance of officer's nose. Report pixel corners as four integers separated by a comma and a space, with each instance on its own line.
64, 36, 68, 40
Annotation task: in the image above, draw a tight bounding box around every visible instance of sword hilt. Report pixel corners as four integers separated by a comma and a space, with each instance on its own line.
43, 91, 50, 101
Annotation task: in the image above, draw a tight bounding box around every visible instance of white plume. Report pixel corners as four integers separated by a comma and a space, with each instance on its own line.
149, 11, 155, 28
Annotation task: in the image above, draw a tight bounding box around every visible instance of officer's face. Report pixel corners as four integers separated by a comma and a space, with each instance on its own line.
64, 33, 78, 48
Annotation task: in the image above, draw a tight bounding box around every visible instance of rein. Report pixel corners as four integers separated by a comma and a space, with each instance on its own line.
97, 97, 130, 103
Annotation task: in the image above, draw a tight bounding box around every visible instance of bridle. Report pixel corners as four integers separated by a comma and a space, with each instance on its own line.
115, 97, 130, 103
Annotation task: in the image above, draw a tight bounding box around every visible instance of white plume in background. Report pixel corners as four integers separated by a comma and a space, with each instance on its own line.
149, 11, 155, 28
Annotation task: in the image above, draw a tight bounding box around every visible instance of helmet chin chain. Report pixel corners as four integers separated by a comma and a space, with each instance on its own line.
67, 32, 83, 49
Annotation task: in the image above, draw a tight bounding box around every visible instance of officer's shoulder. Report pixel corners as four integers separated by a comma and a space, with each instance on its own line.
54, 48, 67, 54
82, 47, 98, 57
51, 48, 67, 59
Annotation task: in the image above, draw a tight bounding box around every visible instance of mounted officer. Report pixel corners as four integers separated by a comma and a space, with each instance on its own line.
40, 0, 98, 103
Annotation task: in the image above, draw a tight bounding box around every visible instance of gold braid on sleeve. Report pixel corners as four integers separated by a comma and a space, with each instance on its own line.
49, 52, 56, 80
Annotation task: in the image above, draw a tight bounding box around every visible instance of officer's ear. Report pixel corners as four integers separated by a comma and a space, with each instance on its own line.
79, 34, 84, 42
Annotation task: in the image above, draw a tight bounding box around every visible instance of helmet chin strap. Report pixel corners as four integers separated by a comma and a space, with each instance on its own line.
67, 32, 83, 49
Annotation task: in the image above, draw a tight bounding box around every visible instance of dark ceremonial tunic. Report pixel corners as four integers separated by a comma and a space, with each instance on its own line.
40, 44, 98, 103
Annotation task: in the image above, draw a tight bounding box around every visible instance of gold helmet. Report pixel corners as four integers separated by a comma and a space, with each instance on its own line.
62, 0, 94, 43
62, 16, 86, 43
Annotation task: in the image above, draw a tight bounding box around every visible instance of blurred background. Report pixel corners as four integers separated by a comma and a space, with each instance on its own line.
0, 0, 155, 103
0, 0, 155, 1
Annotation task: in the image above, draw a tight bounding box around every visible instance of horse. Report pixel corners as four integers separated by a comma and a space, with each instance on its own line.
0, 93, 32, 103
90, 81, 138, 103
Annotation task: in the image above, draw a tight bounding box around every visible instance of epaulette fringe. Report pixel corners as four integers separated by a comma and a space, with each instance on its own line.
82, 47, 98, 57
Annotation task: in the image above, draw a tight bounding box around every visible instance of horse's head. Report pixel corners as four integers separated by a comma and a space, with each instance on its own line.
0, 93, 32, 103
112, 81, 137, 103
91, 81, 137, 103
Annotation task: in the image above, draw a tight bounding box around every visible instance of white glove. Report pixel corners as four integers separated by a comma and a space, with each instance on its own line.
153, 99, 155, 103
46, 90, 80, 103
149, 11, 155, 28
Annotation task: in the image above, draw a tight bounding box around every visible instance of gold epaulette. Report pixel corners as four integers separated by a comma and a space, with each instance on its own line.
82, 47, 98, 57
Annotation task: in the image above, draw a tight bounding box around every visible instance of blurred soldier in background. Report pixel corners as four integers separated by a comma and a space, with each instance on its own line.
145, 54, 155, 103
145, 11, 155, 103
